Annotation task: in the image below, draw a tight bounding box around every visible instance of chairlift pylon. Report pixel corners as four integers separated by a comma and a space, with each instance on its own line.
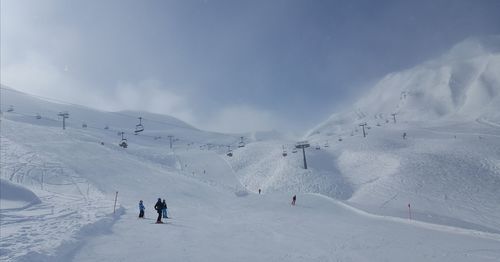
134, 117, 144, 135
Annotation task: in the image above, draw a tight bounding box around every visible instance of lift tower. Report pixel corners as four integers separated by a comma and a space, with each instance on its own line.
295, 141, 310, 169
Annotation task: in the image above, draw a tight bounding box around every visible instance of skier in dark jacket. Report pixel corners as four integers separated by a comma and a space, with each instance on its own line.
154, 198, 163, 223
291, 195, 296, 206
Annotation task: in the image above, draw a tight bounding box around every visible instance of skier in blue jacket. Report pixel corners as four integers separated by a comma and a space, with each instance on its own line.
138, 200, 145, 218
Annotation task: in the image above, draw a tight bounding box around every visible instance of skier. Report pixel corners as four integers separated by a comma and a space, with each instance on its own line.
403, 132, 407, 140
258, 189, 261, 194
291, 195, 296, 206
162, 199, 168, 219
138, 200, 145, 218
154, 198, 163, 223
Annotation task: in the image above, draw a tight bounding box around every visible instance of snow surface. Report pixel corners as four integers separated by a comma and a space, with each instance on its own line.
1, 37, 500, 261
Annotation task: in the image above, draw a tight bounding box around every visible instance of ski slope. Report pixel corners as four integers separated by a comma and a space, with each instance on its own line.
2, 36, 500, 261
1, 88, 500, 262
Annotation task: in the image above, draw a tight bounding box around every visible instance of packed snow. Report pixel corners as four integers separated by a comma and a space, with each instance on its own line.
1, 37, 500, 261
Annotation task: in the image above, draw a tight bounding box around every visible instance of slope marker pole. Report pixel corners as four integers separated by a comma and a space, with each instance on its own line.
113, 191, 119, 214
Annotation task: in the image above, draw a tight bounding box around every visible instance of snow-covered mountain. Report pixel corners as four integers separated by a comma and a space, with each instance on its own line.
309, 36, 500, 136
1, 37, 500, 262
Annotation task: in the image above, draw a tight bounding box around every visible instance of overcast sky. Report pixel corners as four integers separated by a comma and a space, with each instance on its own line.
2, 0, 500, 134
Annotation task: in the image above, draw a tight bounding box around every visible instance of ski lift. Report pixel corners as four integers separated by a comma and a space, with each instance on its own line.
238, 137, 245, 148
36, 113, 42, 119
82, 122, 87, 128
226, 146, 233, 157
315, 144, 321, 150
134, 117, 144, 135
119, 132, 128, 148
7, 105, 14, 112
104, 125, 109, 130
338, 137, 343, 142
324, 140, 329, 147
282, 145, 287, 157
292, 148, 298, 153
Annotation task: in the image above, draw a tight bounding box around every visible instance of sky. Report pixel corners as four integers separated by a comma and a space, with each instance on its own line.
1, 0, 500, 134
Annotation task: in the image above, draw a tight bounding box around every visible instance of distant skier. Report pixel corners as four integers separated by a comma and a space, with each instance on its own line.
403, 132, 407, 140
258, 189, 261, 194
162, 199, 168, 219
154, 198, 163, 223
291, 195, 296, 206
138, 200, 145, 218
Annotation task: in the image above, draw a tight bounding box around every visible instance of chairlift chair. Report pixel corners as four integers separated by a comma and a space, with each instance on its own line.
119, 139, 128, 148
226, 146, 233, 157
134, 117, 144, 135
282, 145, 287, 157
119, 132, 128, 148
292, 148, 298, 153
238, 137, 245, 148
315, 145, 321, 150
36, 114, 42, 119
82, 123, 87, 128
324, 141, 329, 147
7, 106, 14, 112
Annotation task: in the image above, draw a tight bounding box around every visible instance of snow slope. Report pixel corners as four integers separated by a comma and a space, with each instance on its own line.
224, 37, 500, 233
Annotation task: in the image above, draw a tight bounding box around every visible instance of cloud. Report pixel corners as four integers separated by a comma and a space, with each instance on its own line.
101, 79, 196, 124
1, 51, 79, 99
200, 105, 283, 134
